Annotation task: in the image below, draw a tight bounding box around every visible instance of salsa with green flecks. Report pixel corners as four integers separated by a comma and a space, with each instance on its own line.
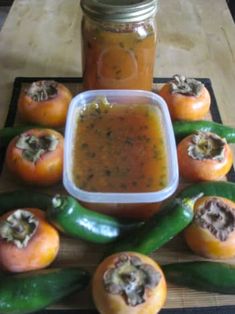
72, 99, 167, 193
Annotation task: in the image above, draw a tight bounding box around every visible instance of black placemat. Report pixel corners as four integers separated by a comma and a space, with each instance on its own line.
38, 305, 235, 314
1, 77, 235, 314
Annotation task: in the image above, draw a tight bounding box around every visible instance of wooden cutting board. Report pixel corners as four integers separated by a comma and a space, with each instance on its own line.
0, 77, 235, 310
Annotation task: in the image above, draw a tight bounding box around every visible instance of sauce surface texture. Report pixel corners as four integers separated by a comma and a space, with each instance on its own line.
72, 99, 167, 193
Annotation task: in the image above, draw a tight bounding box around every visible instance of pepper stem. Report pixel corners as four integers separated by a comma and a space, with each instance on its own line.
52, 195, 64, 208
176, 193, 204, 213
191, 192, 204, 203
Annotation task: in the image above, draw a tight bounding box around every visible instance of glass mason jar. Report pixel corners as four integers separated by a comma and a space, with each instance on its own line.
80, 0, 158, 90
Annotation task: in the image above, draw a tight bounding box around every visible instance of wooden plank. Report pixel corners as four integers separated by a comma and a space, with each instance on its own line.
0, 0, 235, 310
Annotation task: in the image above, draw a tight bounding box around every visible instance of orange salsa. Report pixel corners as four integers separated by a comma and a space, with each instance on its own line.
81, 18, 157, 90
72, 98, 168, 193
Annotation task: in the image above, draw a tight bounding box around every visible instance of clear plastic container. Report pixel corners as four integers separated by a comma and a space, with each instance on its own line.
63, 90, 178, 204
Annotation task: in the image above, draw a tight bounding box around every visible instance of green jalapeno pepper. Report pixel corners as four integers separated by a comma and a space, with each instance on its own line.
178, 181, 235, 202
0, 190, 52, 215
104, 196, 201, 256
0, 267, 90, 314
173, 120, 235, 143
47, 194, 144, 244
162, 261, 235, 294
0, 126, 40, 147
0, 191, 143, 244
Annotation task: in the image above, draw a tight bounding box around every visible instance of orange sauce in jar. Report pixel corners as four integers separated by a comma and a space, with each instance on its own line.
81, 1, 157, 90
72, 98, 167, 193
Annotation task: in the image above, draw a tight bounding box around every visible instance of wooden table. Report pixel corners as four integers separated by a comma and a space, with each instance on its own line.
0, 0, 235, 313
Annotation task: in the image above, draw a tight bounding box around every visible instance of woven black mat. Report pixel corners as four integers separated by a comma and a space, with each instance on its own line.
1, 77, 235, 314
38, 305, 235, 314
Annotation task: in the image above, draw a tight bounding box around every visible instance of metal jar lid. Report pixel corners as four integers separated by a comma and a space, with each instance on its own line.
80, 0, 158, 23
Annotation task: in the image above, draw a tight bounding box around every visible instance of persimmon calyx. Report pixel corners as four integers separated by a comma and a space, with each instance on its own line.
16, 133, 59, 163
187, 132, 226, 161
170, 74, 203, 96
26, 80, 58, 102
0, 210, 39, 248
195, 197, 235, 241
103, 254, 161, 306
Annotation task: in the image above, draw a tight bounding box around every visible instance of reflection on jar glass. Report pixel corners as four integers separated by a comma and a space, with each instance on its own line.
81, 0, 158, 91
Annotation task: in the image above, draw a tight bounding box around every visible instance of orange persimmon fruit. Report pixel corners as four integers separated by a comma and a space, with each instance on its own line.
0, 208, 60, 272
184, 196, 235, 259
6, 128, 64, 186
177, 131, 233, 182
158, 74, 210, 121
92, 252, 167, 314
18, 80, 72, 127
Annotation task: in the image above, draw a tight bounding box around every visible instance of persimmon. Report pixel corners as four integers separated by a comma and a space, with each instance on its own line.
177, 131, 233, 182
184, 196, 235, 259
6, 128, 64, 186
158, 74, 210, 121
0, 208, 60, 272
92, 252, 167, 314
18, 80, 73, 127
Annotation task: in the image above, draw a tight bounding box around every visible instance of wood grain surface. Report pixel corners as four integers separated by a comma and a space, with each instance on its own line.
0, 0, 235, 310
